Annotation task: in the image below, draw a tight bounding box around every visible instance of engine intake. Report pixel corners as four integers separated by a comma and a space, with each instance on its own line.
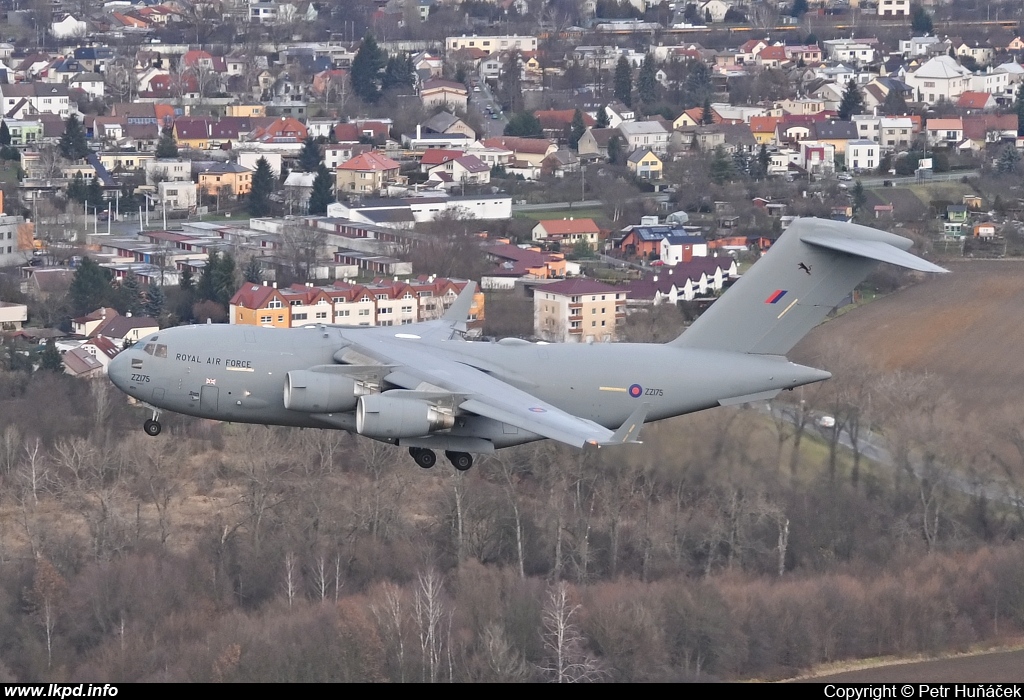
284, 371, 359, 413
356, 393, 455, 439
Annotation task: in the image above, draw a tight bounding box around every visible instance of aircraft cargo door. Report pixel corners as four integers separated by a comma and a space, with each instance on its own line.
200, 386, 219, 413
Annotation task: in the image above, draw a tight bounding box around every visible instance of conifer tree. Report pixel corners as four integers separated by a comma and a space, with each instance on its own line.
838, 79, 864, 121
248, 157, 275, 217
637, 53, 658, 105
308, 165, 334, 215
59, 115, 90, 160
155, 127, 179, 158
614, 56, 633, 107
298, 136, 321, 172
352, 35, 387, 103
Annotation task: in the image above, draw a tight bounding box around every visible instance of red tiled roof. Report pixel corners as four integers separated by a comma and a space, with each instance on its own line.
420, 149, 464, 166
338, 152, 400, 171
537, 218, 600, 235
481, 136, 554, 154
534, 109, 596, 130
957, 91, 994, 109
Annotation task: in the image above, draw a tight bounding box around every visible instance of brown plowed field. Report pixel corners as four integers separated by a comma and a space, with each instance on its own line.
799, 648, 1024, 682
792, 260, 1024, 426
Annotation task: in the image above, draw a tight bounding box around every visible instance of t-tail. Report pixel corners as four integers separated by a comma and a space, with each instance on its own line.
671, 218, 947, 356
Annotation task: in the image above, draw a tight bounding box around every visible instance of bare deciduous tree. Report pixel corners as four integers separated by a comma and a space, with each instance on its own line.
540, 581, 604, 682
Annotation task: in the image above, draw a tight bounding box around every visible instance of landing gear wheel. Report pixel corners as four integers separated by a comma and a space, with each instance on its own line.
446, 451, 473, 471
410, 447, 437, 469
143, 419, 162, 437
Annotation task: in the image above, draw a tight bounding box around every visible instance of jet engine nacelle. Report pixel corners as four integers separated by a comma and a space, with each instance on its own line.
284, 371, 359, 413
356, 393, 455, 439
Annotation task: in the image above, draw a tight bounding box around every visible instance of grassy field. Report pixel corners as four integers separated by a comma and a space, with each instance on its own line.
515, 207, 606, 221
792, 259, 1024, 441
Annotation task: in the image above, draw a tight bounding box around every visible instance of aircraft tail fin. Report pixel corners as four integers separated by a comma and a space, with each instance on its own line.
441, 281, 477, 325
670, 218, 947, 356
419, 282, 477, 340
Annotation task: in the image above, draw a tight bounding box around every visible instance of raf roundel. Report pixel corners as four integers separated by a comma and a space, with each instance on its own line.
628, 384, 643, 398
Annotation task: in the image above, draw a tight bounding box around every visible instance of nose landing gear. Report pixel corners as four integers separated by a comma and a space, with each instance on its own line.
143, 408, 162, 437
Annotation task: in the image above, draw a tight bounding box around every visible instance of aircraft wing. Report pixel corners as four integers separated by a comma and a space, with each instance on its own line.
352, 336, 645, 448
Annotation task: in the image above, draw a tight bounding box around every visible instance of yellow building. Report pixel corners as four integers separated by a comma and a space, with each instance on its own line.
627, 148, 663, 180
230, 278, 484, 330
229, 284, 291, 327
199, 163, 254, 197
226, 104, 265, 118
533, 279, 626, 343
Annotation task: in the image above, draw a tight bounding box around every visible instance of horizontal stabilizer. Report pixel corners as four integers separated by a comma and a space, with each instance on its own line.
672, 218, 947, 356
801, 233, 948, 273
604, 402, 649, 445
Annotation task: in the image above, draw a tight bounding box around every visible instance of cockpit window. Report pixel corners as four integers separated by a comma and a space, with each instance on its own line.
143, 343, 168, 357
144, 343, 155, 355
154, 344, 167, 358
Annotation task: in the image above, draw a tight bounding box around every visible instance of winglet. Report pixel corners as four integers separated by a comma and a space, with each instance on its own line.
604, 402, 649, 445
442, 281, 477, 324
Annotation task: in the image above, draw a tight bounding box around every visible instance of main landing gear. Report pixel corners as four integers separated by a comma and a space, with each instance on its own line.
408, 447, 474, 471
409, 447, 437, 469
143, 409, 162, 437
445, 450, 474, 471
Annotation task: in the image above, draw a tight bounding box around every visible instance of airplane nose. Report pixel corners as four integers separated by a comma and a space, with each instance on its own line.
108, 349, 131, 392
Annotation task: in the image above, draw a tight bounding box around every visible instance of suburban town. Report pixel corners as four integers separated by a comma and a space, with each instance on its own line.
1, 0, 1024, 684
4, 0, 1024, 370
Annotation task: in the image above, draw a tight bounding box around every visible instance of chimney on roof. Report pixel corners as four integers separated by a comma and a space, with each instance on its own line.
263, 280, 267, 286
273, 281, 277, 288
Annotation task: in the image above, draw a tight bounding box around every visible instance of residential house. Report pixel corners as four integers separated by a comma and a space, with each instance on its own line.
627, 148, 663, 180
926, 118, 964, 147
155, 181, 198, 211
879, 117, 915, 151
750, 115, 782, 145
419, 149, 465, 173
534, 279, 626, 343
659, 234, 707, 265
617, 120, 670, 155
427, 154, 490, 187
955, 41, 995, 66
809, 120, 859, 155
697, 0, 732, 22
420, 79, 468, 111
480, 137, 557, 167
0, 301, 28, 330
578, 127, 621, 159
421, 111, 476, 141
481, 243, 569, 289
957, 91, 997, 110
944, 204, 968, 237
0, 83, 70, 119
144, 158, 192, 185
605, 101, 635, 128
877, 0, 909, 15
905, 55, 973, 104
960, 114, 1017, 150
532, 218, 601, 247
198, 163, 254, 197
534, 109, 595, 142
974, 222, 997, 238
336, 152, 402, 194
847, 139, 879, 172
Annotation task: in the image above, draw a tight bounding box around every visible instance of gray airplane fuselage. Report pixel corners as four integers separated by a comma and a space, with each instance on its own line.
108, 322, 828, 449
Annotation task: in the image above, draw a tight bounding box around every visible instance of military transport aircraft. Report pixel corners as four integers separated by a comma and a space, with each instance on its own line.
108, 218, 945, 471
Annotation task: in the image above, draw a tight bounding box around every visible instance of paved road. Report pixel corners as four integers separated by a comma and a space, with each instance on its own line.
763, 403, 1023, 508
471, 80, 508, 138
